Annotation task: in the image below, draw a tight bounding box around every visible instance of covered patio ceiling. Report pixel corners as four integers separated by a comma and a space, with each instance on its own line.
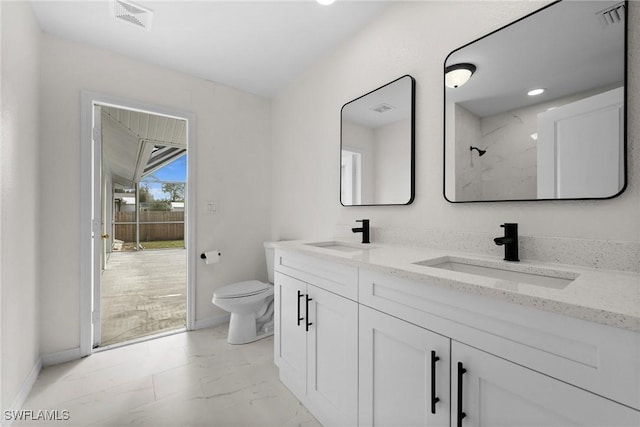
101, 106, 187, 188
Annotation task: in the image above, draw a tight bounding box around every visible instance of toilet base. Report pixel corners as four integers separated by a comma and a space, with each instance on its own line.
227, 330, 273, 345
227, 311, 273, 345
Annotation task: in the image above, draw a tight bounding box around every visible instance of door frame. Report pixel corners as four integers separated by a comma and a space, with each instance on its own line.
91, 103, 103, 346
80, 91, 197, 356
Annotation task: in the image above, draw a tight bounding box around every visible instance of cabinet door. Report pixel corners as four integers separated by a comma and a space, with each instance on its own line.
306, 284, 358, 427
451, 341, 640, 427
274, 272, 307, 399
359, 306, 450, 427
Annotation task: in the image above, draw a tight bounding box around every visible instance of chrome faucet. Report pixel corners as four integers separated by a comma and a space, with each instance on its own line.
352, 219, 370, 244
494, 223, 519, 262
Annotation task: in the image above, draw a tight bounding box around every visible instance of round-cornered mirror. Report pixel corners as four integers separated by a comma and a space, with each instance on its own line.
341, 75, 415, 206
444, 0, 627, 202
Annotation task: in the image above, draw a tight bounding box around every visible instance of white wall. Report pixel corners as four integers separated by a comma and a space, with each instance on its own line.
0, 0, 41, 412
342, 120, 375, 203
373, 119, 411, 204
39, 35, 272, 356
271, 1, 640, 247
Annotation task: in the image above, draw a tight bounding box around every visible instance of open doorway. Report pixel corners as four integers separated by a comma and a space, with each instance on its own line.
81, 93, 196, 353
100, 105, 188, 346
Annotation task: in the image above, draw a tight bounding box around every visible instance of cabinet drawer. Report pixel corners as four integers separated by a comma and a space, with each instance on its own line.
359, 269, 640, 410
274, 249, 358, 300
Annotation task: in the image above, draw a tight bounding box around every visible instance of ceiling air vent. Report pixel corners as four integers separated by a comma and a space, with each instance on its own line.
371, 103, 394, 114
110, 0, 154, 31
596, 2, 625, 27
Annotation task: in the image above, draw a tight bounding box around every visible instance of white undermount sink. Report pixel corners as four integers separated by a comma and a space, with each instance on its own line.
305, 241, 370, 253
414, 256, 578, 290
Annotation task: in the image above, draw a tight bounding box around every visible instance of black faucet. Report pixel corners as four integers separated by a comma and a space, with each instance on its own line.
494, 223, 519, 262
352, 219, 370, 244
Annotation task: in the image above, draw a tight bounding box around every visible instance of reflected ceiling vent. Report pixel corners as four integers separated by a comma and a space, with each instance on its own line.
596, 2, 625, 27
110, 0, 154, 31
371, 103, 394, 114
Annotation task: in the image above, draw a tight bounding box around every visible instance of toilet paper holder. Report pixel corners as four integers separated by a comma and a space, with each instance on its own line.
200, 252, 222, 260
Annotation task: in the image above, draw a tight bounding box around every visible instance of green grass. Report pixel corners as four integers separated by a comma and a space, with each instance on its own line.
140, 240, 185, 250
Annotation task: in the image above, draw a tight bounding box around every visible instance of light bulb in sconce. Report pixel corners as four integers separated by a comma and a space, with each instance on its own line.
445, 63, 476, 88
316, 0, 336, 5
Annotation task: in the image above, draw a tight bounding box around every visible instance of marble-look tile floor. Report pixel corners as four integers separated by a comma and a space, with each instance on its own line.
17, 325, 321, 427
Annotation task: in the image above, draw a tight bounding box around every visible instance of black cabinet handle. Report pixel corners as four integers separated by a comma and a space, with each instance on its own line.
297, 290, 304, 326
431, 351, 440, 414
305, 295, 313, 331
457, 362, 467, 427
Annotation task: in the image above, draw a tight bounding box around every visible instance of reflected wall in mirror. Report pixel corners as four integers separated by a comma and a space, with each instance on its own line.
341, 75, 415, 206
444, 0, 627, 202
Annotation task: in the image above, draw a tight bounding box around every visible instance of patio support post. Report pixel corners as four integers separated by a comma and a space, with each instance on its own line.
135, 181, 140, 251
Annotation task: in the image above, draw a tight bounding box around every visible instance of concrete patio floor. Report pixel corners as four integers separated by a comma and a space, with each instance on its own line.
100, 248, 187, 347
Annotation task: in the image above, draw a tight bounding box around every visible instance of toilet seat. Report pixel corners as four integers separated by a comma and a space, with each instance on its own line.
214, 280, 271, 299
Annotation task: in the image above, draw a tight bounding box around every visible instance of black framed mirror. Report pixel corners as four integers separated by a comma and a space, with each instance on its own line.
341, 75, 415, 206
444, 0, 627, 202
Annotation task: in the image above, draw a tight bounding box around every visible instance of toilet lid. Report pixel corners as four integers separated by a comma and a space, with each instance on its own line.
214, 280, 271, 299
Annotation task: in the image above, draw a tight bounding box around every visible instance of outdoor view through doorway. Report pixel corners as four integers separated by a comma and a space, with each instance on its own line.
98, 105, 188, 347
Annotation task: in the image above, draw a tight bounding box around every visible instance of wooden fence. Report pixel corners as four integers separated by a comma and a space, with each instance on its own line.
114, 211, 184, 242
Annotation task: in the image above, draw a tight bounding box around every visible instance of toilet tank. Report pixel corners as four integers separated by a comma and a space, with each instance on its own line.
263, 241, 276, 284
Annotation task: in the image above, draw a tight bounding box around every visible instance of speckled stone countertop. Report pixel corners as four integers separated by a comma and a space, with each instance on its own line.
274, 240, 640, 333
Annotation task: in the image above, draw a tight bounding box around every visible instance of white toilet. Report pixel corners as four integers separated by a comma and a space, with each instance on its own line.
212, 241, 275, 344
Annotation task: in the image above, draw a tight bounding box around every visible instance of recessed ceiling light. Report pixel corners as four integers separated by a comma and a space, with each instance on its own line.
316, 0, 336, 5
527, 88, 546, 96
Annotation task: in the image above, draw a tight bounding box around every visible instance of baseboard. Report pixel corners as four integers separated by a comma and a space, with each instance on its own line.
194, 313, 230, 330
3, 357, 42, 427
41, 347, 81, 367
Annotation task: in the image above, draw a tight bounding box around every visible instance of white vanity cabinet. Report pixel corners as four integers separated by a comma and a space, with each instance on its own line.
359, 305, 450, 427
273, 251, 358, 427
274, 247, 640, 427
452, 341, 640, 427
358, 307, 639, 427
273, 272, 307, 398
